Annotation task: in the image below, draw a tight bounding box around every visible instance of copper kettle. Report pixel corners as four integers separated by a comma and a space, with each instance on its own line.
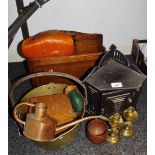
14, 102, 109, 142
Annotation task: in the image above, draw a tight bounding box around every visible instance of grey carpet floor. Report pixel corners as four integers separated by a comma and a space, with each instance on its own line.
8, 60, 147, 155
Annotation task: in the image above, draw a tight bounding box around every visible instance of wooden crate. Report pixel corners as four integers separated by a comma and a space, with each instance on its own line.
131, 39, 147, 75
27, 52, 104, 86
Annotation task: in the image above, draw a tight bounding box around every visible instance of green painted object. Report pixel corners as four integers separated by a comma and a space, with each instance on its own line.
66, 87, 84, 112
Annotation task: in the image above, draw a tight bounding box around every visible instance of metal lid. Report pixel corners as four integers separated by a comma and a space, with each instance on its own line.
85, 60, 146, 92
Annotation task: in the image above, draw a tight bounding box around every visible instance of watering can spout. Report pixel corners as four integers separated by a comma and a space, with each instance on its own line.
55, 115, 109, 133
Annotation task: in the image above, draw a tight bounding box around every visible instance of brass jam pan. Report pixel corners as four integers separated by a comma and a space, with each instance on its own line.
10, 72, 87, 150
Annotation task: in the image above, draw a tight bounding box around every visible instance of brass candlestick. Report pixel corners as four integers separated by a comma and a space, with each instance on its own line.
106, 128, 120, 144
120, 122, 134, 137
109, 113, 124, 129
123, 107, 138, 122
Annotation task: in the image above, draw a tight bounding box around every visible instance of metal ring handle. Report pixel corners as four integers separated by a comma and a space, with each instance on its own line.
10, 72, 88, 107
13, 102, 35, 125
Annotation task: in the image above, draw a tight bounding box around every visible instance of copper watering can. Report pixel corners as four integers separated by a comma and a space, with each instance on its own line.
14, 102, 109, 142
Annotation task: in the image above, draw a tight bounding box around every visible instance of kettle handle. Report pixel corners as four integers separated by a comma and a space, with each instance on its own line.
13, 102, 35, 125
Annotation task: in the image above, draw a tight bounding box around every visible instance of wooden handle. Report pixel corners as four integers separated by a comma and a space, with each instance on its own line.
13, 102, 35, 125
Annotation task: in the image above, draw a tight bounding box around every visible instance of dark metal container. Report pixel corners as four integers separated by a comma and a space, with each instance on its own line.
84, 49, 146, 117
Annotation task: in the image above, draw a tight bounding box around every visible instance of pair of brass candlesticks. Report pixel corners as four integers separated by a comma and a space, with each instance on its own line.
106, 106, 138, 144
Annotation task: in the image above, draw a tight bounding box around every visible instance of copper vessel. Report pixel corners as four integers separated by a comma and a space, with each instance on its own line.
14, 102, 109, 142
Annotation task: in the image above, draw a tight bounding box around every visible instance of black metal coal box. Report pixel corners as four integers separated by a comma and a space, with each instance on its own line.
83, 48, 146, 117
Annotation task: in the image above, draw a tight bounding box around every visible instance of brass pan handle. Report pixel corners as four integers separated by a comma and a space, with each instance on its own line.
10, 72, 88, 108
13, 102, 35, 125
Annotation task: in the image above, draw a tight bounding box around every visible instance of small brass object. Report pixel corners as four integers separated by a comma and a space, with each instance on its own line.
120, 122, 134, 137
123, 107, 138, 122
128, 97, 132, 103
109, 113, 124, 129
106, 128, 120, 144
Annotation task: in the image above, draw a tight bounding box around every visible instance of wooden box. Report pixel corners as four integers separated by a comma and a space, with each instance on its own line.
70, 31, 104, 54
28, 52, 103, 86
26, 31, 104, 86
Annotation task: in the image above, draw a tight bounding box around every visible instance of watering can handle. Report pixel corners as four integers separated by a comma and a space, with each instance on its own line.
10, 72, 88, 108
13, 102, 35, 125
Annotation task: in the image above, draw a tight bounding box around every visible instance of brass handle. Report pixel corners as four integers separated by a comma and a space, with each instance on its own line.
10, 72, 88, 107
13, 102, 35, 125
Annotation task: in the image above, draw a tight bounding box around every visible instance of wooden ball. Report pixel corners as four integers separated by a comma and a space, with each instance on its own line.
87, 131, 107, 144
87, 119, 107, 136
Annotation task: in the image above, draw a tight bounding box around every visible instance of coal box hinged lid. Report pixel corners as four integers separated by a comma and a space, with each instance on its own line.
84, 60, 146, 92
